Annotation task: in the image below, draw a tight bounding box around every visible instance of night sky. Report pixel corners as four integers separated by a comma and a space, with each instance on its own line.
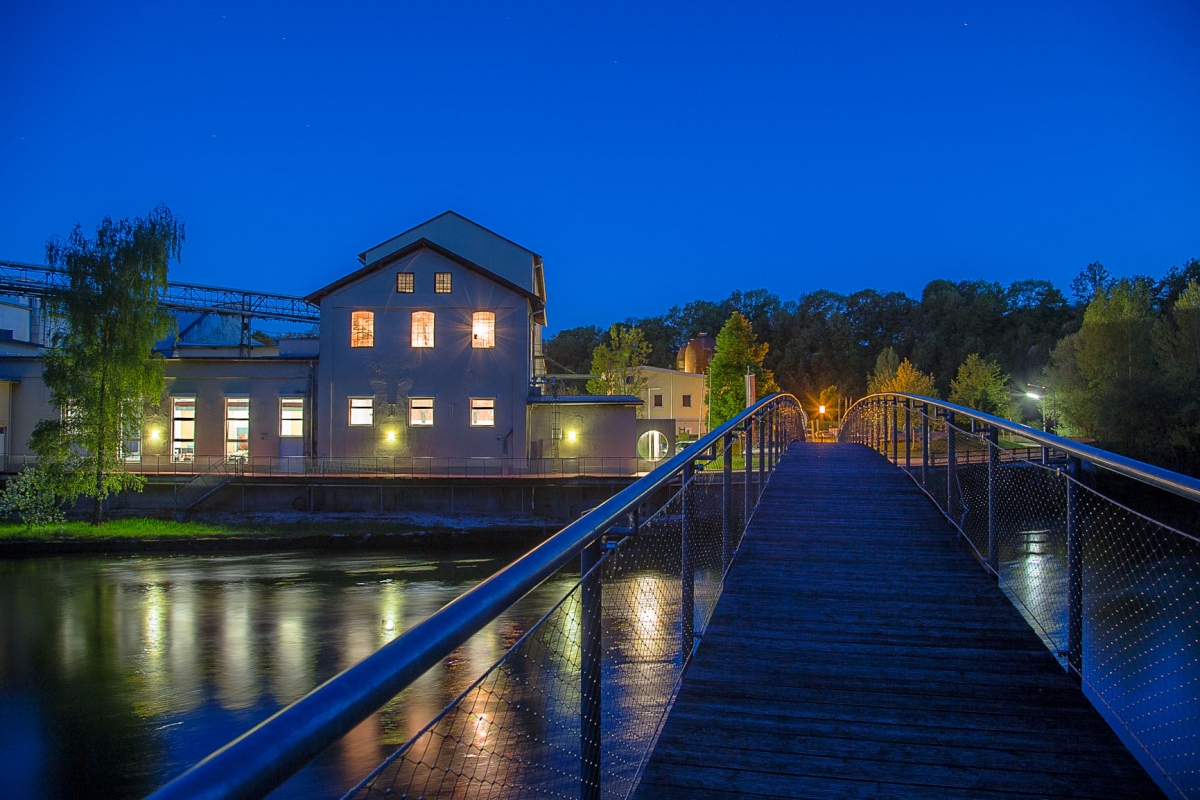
2, 1, 1197, 332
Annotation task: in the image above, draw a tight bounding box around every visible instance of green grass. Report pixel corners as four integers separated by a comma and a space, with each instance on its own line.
0, 518, 241, 540
0, 517, 441, 541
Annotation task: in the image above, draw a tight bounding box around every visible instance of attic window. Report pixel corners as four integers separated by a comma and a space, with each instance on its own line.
351, 311, 374, 347
396, 272, 414, 293
435, 272, 452, 293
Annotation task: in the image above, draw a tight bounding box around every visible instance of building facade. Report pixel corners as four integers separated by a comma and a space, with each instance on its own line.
0, 212, 642, 469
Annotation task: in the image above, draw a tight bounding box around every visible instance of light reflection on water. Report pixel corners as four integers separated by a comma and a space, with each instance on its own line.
0, 550, 575, 800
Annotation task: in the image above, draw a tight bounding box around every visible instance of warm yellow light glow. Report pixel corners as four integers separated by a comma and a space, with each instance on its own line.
386, 430, 397, 442
818, 405, 826, 415
149, 428, 161, 441
566, 430, 577, 442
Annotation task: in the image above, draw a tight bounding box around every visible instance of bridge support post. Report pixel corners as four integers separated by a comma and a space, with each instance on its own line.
946, 410, 956, 518
772, 405, 779, 469
722, 431, 734, 570
758, 410, 766, 499
766, 406, 773, 473
580, 538, 603, 800
904, 400, 912, 471
744, 421, 753, 525
868, 400, 874, 449
681, 460, 696, 659
874, 399, 881, 451
891, 397, 899, 464
1066, 456, 1083, 681
986, 426, 999, 573
921, 403, 930, 486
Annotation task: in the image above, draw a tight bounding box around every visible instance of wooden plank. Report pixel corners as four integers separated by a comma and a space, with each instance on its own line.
633, 442, 1165, 800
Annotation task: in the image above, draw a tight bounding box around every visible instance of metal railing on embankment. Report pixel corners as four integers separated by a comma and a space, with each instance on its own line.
144, 394, 807, 800
841, 393, 1200, 800
0, 454, 673, 479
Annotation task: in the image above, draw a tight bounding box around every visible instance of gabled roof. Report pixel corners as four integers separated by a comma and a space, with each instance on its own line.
303, 238, 545, 313
305, 212, 548, 324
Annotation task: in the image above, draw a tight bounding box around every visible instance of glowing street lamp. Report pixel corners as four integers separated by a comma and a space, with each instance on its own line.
1025, 386, 1047, 432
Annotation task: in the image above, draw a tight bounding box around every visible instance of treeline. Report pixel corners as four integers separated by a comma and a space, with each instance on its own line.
546, 259, 1200, 473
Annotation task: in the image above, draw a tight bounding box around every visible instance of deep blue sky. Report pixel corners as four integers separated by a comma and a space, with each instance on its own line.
2, 1, 1197, 333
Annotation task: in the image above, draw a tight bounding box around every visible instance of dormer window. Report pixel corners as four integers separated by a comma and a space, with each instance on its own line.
435, 272, 452, 293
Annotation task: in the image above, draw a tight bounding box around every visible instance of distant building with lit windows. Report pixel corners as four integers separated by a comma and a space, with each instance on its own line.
0, 211, 640, 469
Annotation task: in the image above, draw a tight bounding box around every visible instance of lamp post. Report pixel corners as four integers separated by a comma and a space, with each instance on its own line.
1026, 383, 1051, 432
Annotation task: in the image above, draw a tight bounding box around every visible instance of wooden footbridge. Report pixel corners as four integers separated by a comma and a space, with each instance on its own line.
636, 443, 1164, 799
149, 394, 1196, 800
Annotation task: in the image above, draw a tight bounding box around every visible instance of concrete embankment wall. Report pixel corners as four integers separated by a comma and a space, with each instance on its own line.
107, 476, 646, 524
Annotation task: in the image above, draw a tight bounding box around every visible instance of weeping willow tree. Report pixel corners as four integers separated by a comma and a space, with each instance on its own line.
31, 205, 182, 524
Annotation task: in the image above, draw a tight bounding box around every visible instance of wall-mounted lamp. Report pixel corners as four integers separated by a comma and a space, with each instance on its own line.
566, 430, 578, 443
148, 428, 161, 441
386, 430, 397, 442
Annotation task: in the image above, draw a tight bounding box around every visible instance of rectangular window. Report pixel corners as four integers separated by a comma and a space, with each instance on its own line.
349, 397, 374, 426
434, 272, 452, 293
225, 398, 250, 459
653, 394, 664, 408
472, 311, 495, 348
681, 394, 692, 408
410, 397, 434, 426
172, 397, 195, 463
124, 437, 141, 462
470, 398, 495, 427
351, 310, 374, 347
411, 311, 435, 348
396, 272, 414, 293
280, 397, 304, 437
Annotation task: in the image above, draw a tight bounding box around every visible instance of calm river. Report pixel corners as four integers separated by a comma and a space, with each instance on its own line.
0, 549, 576, 799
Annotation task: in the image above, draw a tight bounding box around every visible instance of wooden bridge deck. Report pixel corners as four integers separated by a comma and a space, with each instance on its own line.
634, 442, 1163, 799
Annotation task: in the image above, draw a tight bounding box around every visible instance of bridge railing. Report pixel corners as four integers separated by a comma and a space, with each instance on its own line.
145, 394, 807, 800
841, 393, 1200, 800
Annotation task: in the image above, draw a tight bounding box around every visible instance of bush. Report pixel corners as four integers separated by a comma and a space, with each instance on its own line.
0, 466, 66, 531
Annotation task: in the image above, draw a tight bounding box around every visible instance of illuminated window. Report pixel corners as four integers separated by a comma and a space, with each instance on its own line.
435, 272, 452, 293
471, 398, 495, 427
280, 398, 304, 437
396, 272, 414, 293
653, 394, 663, 408
225, 398, 250, 459
472, 311, 495, 348
349, 397, 374, 426
351, 311, 374, 347
681, 394, 692, 408
410, 397, 434, 426
123, 436, 141, 462
411, 311, 435, 348
172, 397, 195, 463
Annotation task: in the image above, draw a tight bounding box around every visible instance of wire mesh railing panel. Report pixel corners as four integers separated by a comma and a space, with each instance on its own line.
1076, 485, 1200, 798
992, 460, 1069, 655
343, 407, 800, 800
840, 394, 1200, 799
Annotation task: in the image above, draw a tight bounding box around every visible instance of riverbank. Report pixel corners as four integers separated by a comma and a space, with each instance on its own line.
0, 511, 557, 556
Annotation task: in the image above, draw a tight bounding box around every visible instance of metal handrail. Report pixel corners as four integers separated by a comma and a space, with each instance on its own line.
144, 393, 805, 800
845, 392, 1200, 503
